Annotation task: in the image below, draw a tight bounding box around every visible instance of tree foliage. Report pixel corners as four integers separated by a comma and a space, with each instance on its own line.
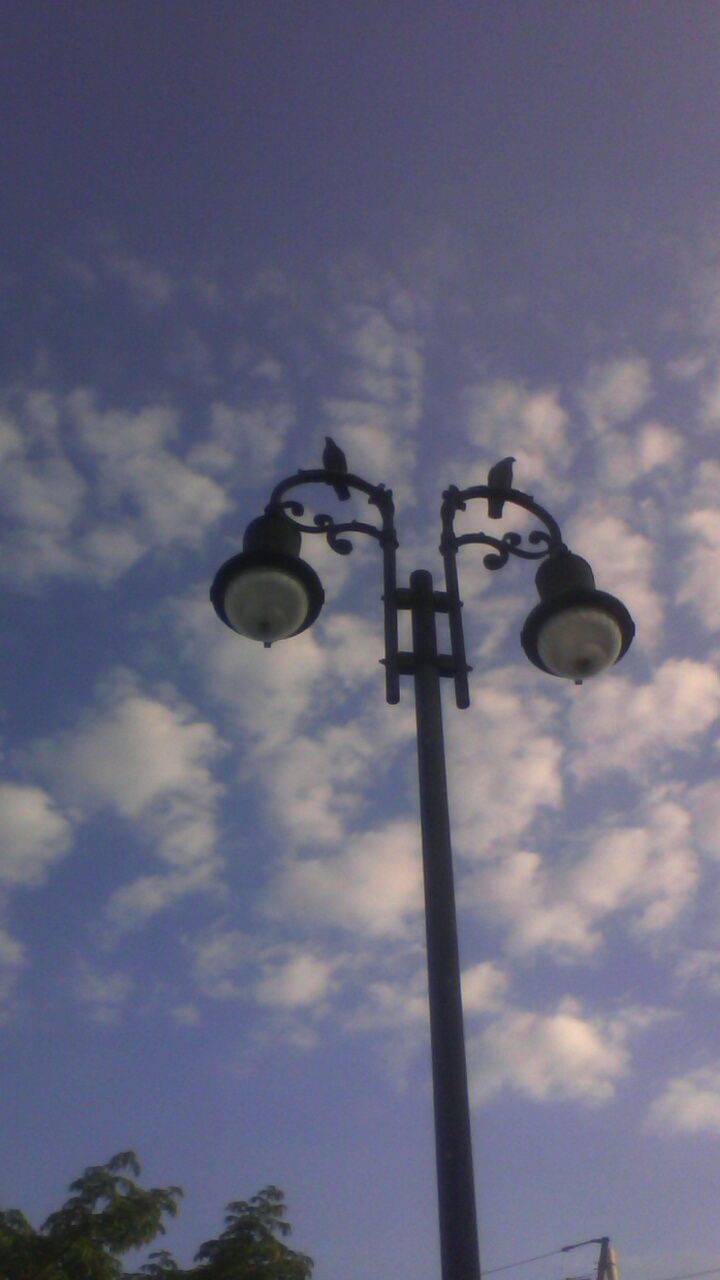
0, 1153, 312, 1280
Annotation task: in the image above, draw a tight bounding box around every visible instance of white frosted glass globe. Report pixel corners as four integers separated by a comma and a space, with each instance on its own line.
537, 605, 623, 679
223, 567, 310, 642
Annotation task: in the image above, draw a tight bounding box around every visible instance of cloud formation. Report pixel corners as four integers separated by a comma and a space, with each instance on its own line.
254, 948, 337, 1009
32, 674, 226, 928
466, 789, 698, 959
579, 356, 653, 434
568, 659, 720, 781
0, 783, 71, 887
446, 668, 564, 857
647, 1064, 720, 1136
678, 497, 720, 633
268, 819, 424, 939
462, 377, 570, 490
470, 999, 660, 1106
0, 386, 234, 587
321, 275, 426, 499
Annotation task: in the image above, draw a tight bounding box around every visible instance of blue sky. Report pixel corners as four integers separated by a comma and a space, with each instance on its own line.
3, 4, 720, 1278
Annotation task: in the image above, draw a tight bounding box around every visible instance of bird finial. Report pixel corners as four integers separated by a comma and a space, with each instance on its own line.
486, 456, 516, 518
322, 436, 351, 501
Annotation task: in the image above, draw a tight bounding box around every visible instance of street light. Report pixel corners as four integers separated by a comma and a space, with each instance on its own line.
210, 450, 635, 1280
520, 547, 634, 681
209, 509, 325, 643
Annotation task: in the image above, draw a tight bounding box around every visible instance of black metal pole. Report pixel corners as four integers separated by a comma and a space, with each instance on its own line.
596, 1238, 610, 1280
409, 568, 481, 1280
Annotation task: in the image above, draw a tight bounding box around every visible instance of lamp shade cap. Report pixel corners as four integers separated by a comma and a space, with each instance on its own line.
243, 511, 302, 557
535, 549, 596, 599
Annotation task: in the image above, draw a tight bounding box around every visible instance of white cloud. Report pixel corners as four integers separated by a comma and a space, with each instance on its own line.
69, 389, 230, 547
470, 999, 659, 1106
322, 414, 409, 485
0, 924, 27, 1021
187, 399, 293, 480
579, 356, 653, 433
595, 420, 682, 492
700, 368, 720, 426
568, 659, 720, 782
178, 595, 330, 752
461, 378, 570, 490
679, 458, 720, 511
33, 676, 226, 927
81, 524, 145, 579
465, 793, 697, 958
38, 683, 222, 820
0, 393, 89, 583
0, 412, 22, 463
565, 508, 662, 647
666, 351, 708, 381
73, 963, 134, 1025
677, 503, 720, 633
1, 452, 86, 532
334, 299, 423, 419
268, 819, 424, 939
267, 728, 378, 846
189, 928, 252, 1000
99, 244, 176, 307
88, 234, 219, 310
687, 780, 720, 859
266, 696, 412, 849
171, 1004, 201, 1026
466, 850, 596, 958
347, 970, 429, 1032
105, 863, 222, 930
0, 783, 71, 887
254, 949, 337, 1009
241, 264, 294, 305
0, 926, 25, 970
179, 593, 414, 850
461, 962, 510, 1014
321, 289, 425, 502
464, 589, 528, 663
446, 668, 564, 857
188, 929, 338, 1012
319, 610, 390, 688
0, 386, 232, 587
674, 949, 720, 996
647, 1065, 720, 1136
147, 794, 222, 870
636, 421, 682, 471
569, 797, 698, 937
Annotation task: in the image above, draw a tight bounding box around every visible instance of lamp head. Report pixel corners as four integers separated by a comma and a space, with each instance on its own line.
210, 511, 324, 645
521, 549, 635, 683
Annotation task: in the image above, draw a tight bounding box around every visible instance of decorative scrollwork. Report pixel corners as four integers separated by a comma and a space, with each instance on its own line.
313, 513, 354, 556
440, 483, 563, 568
277, 497, 305, 519
256, 457, 566, 711
481, 532, 521, 572
264, 460, 401, 704
268, 468, 398, 557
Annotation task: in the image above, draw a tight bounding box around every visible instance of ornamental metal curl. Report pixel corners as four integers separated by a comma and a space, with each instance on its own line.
266, 466, 401, 703
438, 482, 564, 710
267, 469, 398, 556
440, 483, 564, 569
259, 460, 565, 710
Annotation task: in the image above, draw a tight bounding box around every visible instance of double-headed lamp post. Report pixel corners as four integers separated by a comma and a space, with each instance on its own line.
210, 449, 635, 1280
